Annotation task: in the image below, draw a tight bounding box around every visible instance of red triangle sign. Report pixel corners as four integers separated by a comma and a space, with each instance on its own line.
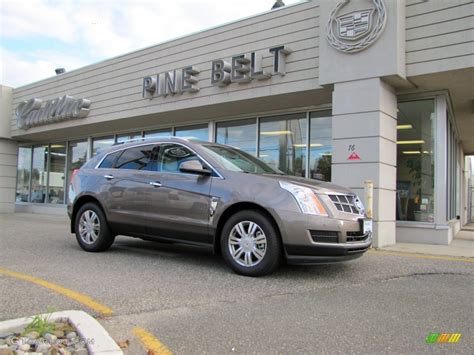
347, 152, 361, 161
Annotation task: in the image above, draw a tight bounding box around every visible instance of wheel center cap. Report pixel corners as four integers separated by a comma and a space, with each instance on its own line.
241, 237, 254, 252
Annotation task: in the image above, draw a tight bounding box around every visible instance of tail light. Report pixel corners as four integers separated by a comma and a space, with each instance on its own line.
70, 169, 79, 186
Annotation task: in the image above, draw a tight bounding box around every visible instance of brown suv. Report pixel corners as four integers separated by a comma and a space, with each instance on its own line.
68, 137, 371, 276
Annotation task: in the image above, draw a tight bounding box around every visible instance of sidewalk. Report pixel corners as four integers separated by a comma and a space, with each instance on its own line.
460, 223, 474, 232
379, 231, 474, 259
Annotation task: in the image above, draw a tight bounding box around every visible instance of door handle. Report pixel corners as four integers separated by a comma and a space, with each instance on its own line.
149, 181, 162, 188
104, 174, 114, 180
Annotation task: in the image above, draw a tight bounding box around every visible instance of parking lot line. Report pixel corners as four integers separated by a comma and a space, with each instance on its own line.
368, 249, 474, 263
0, 267, 114, 316
133, 326, 172, 355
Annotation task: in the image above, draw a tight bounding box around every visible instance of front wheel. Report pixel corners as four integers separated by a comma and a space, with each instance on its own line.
221, 210, 282, 277
75, 203, 115, 252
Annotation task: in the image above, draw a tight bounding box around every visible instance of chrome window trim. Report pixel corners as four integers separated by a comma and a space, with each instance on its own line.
94, 141, 224, 179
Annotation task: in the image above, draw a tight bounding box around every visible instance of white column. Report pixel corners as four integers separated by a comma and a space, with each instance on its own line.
332, 78, 397, 247
0, 86, 17, 213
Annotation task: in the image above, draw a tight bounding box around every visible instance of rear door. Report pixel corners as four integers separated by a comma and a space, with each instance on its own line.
100, 144, 160, 234
145, 143, 212, 243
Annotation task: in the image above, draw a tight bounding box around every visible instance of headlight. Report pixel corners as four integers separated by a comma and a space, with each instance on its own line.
354, 196, 365, 215
279, 181, 328, 216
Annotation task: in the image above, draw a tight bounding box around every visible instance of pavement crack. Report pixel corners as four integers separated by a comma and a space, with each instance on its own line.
255, 272, 473, 302
374, 271, 472, 282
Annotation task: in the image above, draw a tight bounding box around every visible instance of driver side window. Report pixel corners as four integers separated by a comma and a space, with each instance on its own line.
158, 144, 198, 173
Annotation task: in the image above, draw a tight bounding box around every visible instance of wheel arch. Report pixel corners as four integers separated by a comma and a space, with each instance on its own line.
70, 195, 107, 233
213, 202, 284, 256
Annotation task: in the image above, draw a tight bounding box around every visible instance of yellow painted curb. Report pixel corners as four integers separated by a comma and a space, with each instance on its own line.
368, 249, 474, 263
0, 267, 113, 316
133, 326, 172, 355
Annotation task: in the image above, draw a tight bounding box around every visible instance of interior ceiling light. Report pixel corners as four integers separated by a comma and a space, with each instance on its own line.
293, 143, 323, 147
260, 131, 293, 136
402, 151, 421, 155
397, 140, 425, 145
397, 124, 413, 130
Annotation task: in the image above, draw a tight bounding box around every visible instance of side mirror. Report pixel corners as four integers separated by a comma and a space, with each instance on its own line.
179, 160, 211, 176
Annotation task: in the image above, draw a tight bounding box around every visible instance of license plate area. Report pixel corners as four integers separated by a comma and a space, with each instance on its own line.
358, 218, 372, 234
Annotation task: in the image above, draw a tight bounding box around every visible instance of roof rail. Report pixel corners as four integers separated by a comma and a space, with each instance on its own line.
112, 137, 147, 146
111, 135, 189, 146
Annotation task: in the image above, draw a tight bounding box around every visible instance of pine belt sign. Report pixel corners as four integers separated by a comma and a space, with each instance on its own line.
15, 95, 91, 130
142, 45, 292, 99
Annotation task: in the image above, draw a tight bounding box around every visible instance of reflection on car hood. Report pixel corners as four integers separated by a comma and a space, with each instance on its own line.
262, 174, 354, 195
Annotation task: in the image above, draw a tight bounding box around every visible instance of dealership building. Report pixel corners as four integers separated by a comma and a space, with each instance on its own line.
0, 0, 473, 247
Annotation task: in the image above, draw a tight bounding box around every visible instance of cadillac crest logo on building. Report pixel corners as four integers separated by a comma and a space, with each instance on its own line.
327, 0, 387, 53
337, 9, 373, 40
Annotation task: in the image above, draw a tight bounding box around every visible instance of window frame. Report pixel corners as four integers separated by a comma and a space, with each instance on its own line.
396, 92, 455, 228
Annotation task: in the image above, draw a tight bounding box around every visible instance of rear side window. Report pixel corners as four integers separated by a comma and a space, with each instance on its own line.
115, 145, 159, 171
98, 150, 122, 169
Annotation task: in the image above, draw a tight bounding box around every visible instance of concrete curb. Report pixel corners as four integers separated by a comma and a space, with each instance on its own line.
0, 310, 123, 354
377, 239, 474, 259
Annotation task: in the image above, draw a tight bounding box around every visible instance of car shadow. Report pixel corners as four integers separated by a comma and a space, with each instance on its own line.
102, 236, 354, 280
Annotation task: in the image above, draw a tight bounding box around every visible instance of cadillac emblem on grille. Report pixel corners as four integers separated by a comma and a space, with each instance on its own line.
327, 0, 387, 53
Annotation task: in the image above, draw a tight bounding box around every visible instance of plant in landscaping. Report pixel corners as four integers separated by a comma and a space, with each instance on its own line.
21, 308, 57, 336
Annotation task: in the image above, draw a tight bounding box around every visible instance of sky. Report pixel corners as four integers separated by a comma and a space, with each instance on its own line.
0, 0, 303, 88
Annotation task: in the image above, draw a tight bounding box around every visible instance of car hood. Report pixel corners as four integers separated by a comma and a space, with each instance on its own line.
262, 174, 354, 195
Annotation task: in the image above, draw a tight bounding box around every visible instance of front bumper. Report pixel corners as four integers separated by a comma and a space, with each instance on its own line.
274, 209, 372, 265
285, 234, 372, 265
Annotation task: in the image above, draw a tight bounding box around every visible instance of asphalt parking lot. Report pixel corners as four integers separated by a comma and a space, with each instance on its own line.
0, 213, 472, 354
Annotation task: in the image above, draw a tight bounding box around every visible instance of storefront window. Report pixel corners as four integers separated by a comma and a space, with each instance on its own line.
117, 132, 142, 143
175, 124, 209, 141
92, 136, 115, 156
216, 119, 256, 155
259, 113, 307, 177
16, 147, 32, 202
144, 129, 172, 139
396, 99, 435, 222
309, 111, 332, 181
31, 145, 48, 203
67, 140, 88, 188
47, 143, 66, 204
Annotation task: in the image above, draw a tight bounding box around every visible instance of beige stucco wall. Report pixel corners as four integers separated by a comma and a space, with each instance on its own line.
405, 0, 474, 76
0, 86, 17, 213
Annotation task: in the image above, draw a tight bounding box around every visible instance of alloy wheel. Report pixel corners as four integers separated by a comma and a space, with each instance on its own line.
228, 220, 267, 267
78, 210, 101, 245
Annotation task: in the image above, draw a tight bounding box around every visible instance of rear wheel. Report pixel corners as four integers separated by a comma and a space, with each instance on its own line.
221, 210, 282, 276
75, 203, 114, 252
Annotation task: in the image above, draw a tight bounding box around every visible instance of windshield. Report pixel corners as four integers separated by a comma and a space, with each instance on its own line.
201, 144, 282, 174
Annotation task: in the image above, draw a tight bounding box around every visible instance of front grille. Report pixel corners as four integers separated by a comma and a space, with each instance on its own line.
346, 231, 369, 242
310, 230, 339, 243
328, 194, 360, 214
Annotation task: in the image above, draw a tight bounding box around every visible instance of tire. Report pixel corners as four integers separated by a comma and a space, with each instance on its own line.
75, 202, 115, 252
220, 210, 282, 277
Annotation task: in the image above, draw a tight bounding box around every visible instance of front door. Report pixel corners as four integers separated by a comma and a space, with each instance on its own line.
145, 143, 212, 243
